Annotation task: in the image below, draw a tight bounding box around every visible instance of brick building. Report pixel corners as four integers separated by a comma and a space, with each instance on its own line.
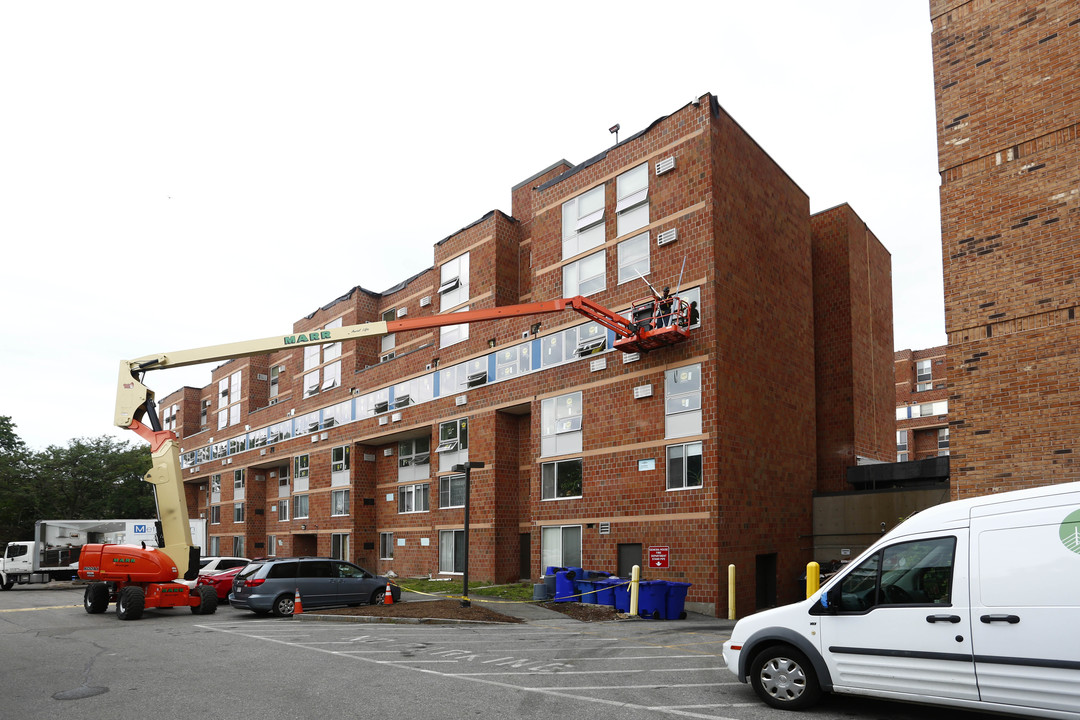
895, 345, 950, 461
930, 2, 1080, 497
159, 93, 893, 616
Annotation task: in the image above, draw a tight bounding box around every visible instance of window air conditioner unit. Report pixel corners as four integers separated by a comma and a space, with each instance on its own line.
655, 156, 675, 175
657, 228, 678, 246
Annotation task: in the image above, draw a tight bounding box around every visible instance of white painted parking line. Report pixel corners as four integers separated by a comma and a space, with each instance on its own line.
195, 624, 738, 720
451, 668, 722, 677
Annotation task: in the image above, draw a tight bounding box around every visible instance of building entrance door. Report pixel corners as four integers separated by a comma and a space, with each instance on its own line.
617, 543, 641, 578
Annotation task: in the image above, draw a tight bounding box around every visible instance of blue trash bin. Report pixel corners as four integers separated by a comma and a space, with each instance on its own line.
576, 579, 597, 604
613, 580, 631, 612
554, 570, 577, 602
637, 580, 669, 619
594, 577, 620, 606
665, 581, 691, 620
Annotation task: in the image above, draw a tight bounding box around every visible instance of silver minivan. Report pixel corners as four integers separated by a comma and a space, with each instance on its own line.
230, 557, 399, 616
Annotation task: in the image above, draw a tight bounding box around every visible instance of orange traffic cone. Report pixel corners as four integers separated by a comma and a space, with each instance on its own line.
383, 581, 393, 605
293, 588, 303, 615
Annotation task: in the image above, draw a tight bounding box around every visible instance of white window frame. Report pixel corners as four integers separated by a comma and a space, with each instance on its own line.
541, 391, 583, 457
331, 489, 349, 517
938, 427, 950, 456
439, 474, 466, 508
439, 528, 466, 574
267, 534, 277, 556
541, 525, 582, 569
233, 502, 244, 523
617, 232, 650, 285
331, 532, 349, 561
398, 483, 430, 514
563, 250, 606, 297
293, 494, 309, 519
541, 458, 583, 500
210, 505, 221, 525
380, 532, 394, 560
665, 363, 702, 438
233, 469, 245, 501
562, 185, 605, 259
278, 499, 290, 522
439, 252, 470, 309
331, 445, 350, 473
233, 536, 244, 557
440, 306, 470, 349
436, 418, 469, 473
398, 437, 431, 482
615, 163, 649, 237
666, 441, 703, 490
210, 474, 221, 503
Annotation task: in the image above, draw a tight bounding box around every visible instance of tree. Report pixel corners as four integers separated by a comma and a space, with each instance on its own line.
0, 420, 155, 546
0, 417, 34, 546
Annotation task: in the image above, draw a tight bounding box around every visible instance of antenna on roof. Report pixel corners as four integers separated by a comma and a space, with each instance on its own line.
609, 123, 620, 144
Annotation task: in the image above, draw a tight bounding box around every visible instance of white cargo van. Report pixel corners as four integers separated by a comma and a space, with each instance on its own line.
723, 481, 1080, 718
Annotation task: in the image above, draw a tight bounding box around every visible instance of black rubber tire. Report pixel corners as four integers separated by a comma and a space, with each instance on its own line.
83, 582, 109, 614
116, 586, 145, 621
370, 588, 386, 605
271, 593, 294, 617
191, 585, 218, 615
748, 644, 822, 710
1, 577, 13, 591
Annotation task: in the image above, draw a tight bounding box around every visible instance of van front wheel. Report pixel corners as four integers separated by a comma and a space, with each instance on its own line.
749, 645, 822, 710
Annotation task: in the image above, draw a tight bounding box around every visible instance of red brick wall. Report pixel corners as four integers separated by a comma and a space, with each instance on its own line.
932, 0, 1080, 495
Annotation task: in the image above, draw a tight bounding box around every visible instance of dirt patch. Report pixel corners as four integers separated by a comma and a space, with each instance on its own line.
539, 602, 620, 622
312, 599, 524, 623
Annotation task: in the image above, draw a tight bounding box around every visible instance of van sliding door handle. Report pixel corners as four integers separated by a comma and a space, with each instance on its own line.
926, 614, 961, 623
980, 614, 1020, 624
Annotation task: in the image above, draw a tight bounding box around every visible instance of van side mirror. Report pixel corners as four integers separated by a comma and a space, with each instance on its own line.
811, 586, 840, 615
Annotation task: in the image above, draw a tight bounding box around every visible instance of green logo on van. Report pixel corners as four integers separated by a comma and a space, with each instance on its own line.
1060, 509, 1080, 555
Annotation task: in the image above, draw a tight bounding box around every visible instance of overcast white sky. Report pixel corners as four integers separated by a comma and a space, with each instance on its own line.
0, 2, 945, 451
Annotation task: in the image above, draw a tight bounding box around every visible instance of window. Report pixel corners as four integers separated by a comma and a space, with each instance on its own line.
233, 536, 244, 557
562, 185, 605, 259
233, 469, 245, 500
294, 454, 309, 478
667, 442, 703, 490
938, 428, 950, 456
830, 537, 956, 612
331, 489, 349, 516
616, 163, 649, 237
398, 437, 431, 482
439, 474, 465, 508
234, 503, 244, 523
436, 418, 468, 473
439, 529, 466, 573
541, 525, 582, 569
218, 377, 229, 409
210, 505, 221, 525
293, 494, 309, 519
916, 359, 932, 392
209, 536, 221, 556
210, 474, 221, 502
541, 392, 582, 457
563, 249, 605, 297
163, 404, 178, 431
323, 318, 342, 362
897, 430, 909, 462
440, 306, 470, 348
269, 365, 282, 398
331, 533, 349, 561
541, 459, 582, 500
617, 232, 650, 284
380, 532, 394, 560
439, 252, 470, 309
277, 499, 290, 522
266, 535, 276, 556
304, 344, 320, 372
331, 445, 350, 473
665, 364, 702, 438
304, 370, 320, 398
200, 399, 210, 428
321, 360, 341, 392
398, 483, 430, 513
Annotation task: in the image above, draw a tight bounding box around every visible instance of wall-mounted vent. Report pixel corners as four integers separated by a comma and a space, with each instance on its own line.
656, 228, 678, 246
383, 447, 393, 456
420, 295, 431, 307
256, 373, 268, 381
598, 522, 611, 535
655, 156, 675, 175
455, 395, 467, 406
397, 307, 407, 317
378, 416, 388, 426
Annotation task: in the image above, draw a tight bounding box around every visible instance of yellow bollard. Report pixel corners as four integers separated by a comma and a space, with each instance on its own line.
728, 564, 736, 620
629, 564, 641, 616
806, 561, 820, 599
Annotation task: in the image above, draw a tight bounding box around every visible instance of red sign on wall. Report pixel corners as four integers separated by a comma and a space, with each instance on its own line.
648, 546, 670, 568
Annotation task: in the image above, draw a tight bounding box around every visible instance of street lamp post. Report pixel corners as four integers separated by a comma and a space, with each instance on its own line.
451, 461, 484, 607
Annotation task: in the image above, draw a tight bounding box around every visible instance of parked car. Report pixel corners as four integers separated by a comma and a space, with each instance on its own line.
230, 557, 399, 616
196, 565, 244, 601
722, 481, 1080, 719
197, 556, 250, 576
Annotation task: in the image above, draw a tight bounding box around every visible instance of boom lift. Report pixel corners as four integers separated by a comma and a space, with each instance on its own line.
81, 294, 690, 619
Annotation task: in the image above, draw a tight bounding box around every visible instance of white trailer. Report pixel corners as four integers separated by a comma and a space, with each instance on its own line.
1, 519, 204, 589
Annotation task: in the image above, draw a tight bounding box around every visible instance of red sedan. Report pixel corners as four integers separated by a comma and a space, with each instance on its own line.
196, 565, 244, 601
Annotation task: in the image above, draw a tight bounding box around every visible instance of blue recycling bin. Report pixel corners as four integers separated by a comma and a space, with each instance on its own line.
665, 581, 692, 620
554, 570, 577, 602
637, 580, 669, 619
613, 580, 630, 612
593, 577, 620, 606
576, 579, 597, 604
